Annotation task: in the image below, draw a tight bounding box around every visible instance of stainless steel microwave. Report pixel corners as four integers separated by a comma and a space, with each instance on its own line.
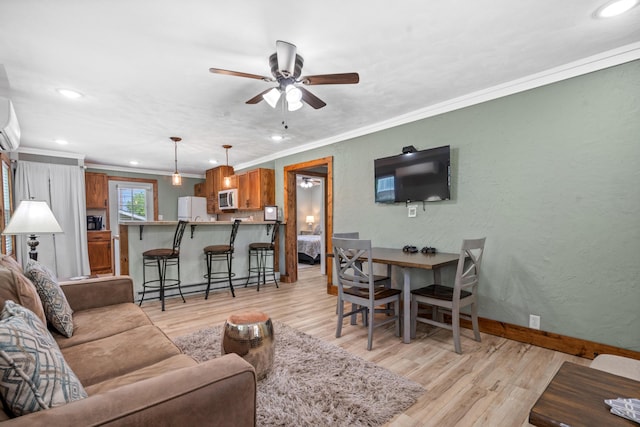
218, 189, 238, 210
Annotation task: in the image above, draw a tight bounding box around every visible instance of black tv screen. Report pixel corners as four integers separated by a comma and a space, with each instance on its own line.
374, 145, 450, 203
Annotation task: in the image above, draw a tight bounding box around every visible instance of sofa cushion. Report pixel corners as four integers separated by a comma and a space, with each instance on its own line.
61, 324, 183, 387
0, 263, 47, 327
84, 354, 197, 395
0, 300, 87, 416
24, 259, 74, 337
53, 303, 153, 349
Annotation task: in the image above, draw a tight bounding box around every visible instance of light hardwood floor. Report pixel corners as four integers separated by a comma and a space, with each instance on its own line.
142, 266, 588, 427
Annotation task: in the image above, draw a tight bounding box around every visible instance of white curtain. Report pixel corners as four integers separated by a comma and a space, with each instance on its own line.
14, 161, 90, 277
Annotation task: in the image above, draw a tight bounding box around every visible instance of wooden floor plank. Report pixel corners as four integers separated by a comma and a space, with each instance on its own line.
142, 266, 588, 426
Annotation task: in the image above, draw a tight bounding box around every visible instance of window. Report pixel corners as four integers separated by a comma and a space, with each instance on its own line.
108, 181, 155, 224
0, 154, 14, 255
118, 187, 148, 222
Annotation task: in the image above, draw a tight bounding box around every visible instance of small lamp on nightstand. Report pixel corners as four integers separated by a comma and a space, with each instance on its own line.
305, 215, 314, 230
2, 200, 63, 261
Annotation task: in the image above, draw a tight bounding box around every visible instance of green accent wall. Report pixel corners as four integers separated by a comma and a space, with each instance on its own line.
274, 59, 640, 350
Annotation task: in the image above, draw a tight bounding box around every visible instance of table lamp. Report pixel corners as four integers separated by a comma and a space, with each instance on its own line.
306, 215, 314, 230
2, 200, 63, 261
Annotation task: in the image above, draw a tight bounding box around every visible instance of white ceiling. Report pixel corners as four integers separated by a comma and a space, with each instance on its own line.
1, 1, 639, 176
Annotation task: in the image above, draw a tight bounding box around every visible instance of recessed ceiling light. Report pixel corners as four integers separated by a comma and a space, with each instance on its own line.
54, 139, 68, 145
594, 0, 639, 18
129, 161, 139, 166
209, 159, 218, 164
56, 88, 83, 99
270, 135, 284, 142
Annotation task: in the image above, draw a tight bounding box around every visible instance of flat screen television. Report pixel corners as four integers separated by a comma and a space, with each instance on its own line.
374, 145, 450, 203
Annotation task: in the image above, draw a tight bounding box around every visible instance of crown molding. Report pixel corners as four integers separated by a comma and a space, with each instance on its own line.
15, 147, 86, 160
85, 162, 204, 179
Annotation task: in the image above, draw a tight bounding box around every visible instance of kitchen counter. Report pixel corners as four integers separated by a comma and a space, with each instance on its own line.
118, 220, 284, 301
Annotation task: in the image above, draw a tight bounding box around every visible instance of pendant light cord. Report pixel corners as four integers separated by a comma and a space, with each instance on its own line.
174, 141, 178, 173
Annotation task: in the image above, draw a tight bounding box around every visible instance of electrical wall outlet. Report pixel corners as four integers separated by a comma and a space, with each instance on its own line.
408, 205, 417, 217
529, 314, 541, 330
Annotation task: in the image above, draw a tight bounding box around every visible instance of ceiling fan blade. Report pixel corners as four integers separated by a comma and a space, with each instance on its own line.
245, 88, 274, 104
276, 40, 297, 77
209, 68, 273, 82
299, 87, 326, 109
301, 73, 360, 85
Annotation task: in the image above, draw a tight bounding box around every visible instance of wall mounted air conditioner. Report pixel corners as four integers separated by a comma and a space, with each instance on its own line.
0, 98, 20, 151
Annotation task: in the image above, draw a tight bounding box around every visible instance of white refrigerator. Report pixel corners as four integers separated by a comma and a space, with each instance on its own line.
178, 196, 208, 221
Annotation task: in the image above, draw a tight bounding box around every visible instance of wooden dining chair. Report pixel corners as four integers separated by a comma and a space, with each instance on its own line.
410, 237, 486, 354
331, 232, 391, 320
333, 237, 401, 351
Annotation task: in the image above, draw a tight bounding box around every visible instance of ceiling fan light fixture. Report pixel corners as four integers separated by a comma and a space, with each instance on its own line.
263, 87, 281, 108
285, 85, 302, 103
287, 100, 303, 112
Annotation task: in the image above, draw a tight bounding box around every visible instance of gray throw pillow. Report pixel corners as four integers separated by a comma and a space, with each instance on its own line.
0, 300, 87, 416
24, 260, 74, 337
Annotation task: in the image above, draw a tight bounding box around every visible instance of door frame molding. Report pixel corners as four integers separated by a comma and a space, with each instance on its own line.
281, 156, 333, 292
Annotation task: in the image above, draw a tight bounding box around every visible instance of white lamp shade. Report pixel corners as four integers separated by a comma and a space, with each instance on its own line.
2, 200, 63, 235
263, 88, 281, 108
305, 215, 314, 224
285, 85, 302, 103
287, 100, 303, 111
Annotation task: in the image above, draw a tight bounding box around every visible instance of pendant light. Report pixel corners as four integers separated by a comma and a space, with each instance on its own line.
222, 144, 233, 188
171, 136, 182, 186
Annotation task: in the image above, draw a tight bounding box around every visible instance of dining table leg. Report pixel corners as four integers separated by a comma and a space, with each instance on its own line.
402, 267, 411, 343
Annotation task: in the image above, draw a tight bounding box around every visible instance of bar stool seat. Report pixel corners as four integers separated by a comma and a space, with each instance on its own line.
140, 220, 188, 311
245, 221, 280, 291
204, 219, 241, 299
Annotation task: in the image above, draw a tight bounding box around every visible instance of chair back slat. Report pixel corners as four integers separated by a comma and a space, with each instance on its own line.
333, 238, 374, 293
229, 219, 241, 247
455, 238, 485, 293
269, 221, 281, 245
172, 220, 188, 254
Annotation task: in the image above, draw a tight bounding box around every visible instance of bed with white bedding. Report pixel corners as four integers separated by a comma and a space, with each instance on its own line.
297, 234, 322, 264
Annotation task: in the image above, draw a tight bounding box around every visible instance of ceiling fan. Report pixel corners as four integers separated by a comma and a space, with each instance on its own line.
209, 40, 359, 111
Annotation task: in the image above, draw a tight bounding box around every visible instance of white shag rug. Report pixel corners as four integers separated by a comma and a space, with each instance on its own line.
173, 321, 425, 427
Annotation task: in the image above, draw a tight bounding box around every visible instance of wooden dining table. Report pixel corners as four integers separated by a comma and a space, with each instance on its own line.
368, 248, 460, 343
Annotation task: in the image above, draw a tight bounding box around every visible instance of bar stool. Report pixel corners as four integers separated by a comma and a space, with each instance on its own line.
245, 220, 280, 291
203, 219, 241, 299
139, 220, 188, 311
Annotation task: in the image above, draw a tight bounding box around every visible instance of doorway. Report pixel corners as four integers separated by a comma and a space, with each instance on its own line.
281, 156, 333, 293
296, 173, 326, 275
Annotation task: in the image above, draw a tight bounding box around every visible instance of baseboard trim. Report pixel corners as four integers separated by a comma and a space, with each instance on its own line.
459, 316, 640, 360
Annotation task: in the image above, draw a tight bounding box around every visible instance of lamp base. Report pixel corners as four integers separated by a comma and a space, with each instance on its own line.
27, 234, 39, 261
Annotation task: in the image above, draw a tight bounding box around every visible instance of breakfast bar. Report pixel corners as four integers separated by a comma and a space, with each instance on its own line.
118, 221, 282, 300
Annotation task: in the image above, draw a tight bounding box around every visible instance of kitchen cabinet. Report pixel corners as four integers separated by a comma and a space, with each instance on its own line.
88, 230, 112, 274
204, 165, 234, 214
85, 172, 108, 209
237, 168, 275, 210
194, 182, 206, 197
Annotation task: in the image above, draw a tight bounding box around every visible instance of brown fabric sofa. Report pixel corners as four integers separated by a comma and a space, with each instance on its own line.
0, 267, 256, 426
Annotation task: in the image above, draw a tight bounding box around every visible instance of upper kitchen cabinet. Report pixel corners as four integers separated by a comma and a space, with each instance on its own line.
85, 172, 108, 209
194, 182, 206, 197
237, 168, 275, 210
204, 165, 234, 214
